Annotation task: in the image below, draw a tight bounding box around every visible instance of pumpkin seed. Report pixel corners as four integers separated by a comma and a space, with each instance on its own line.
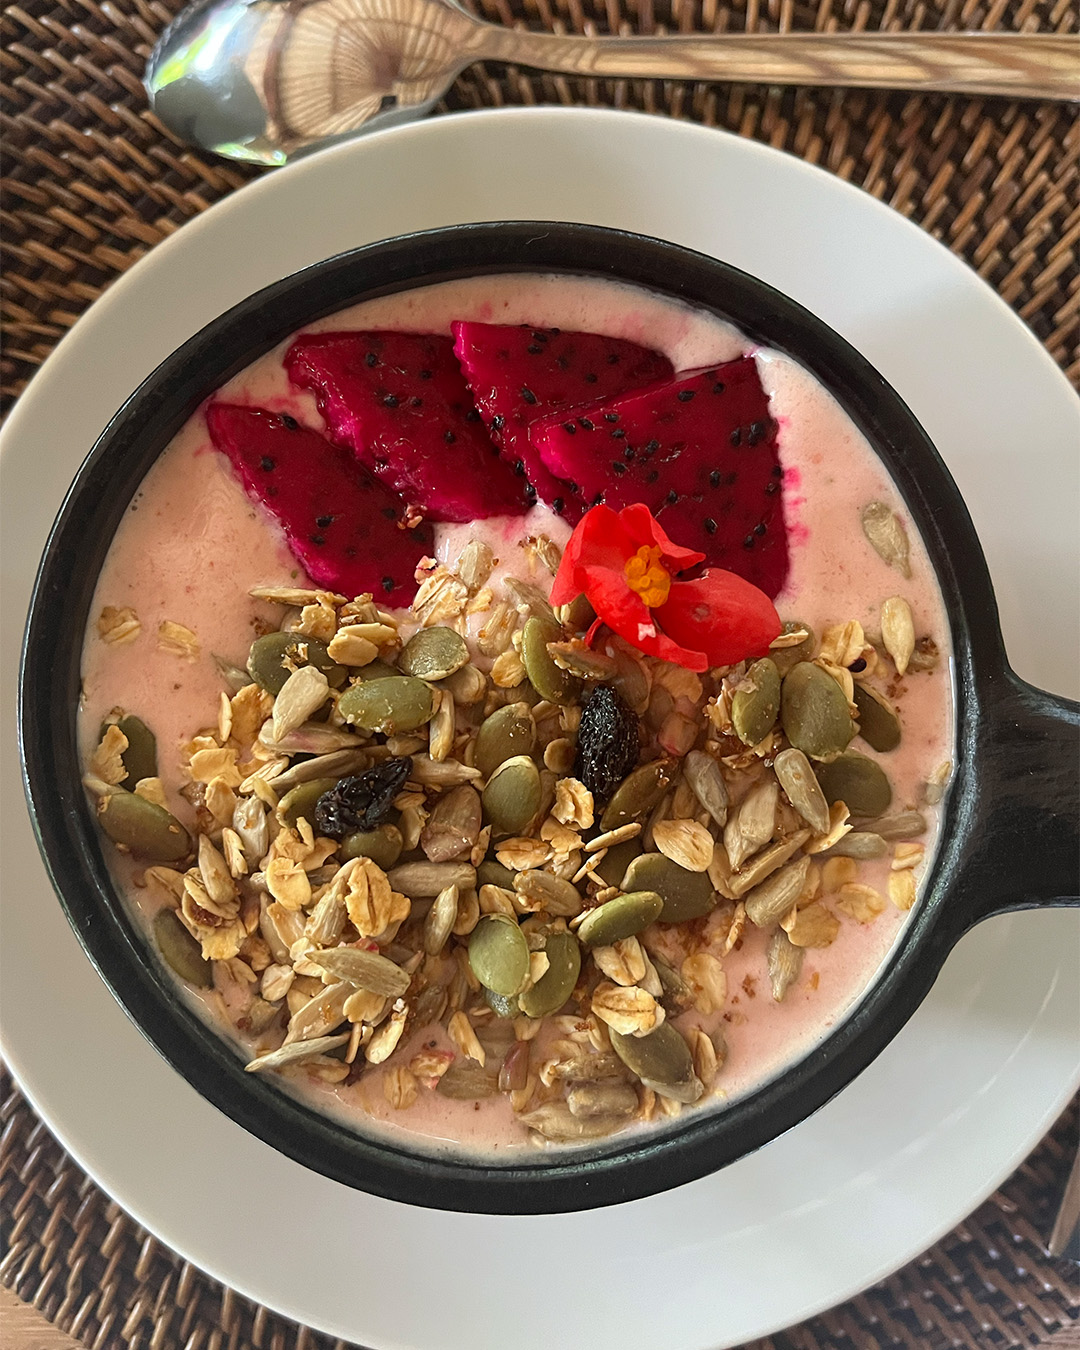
816, 750, 893, 817
853, 683, 901, 752
769, 620, 816, 677
600, 758, 677, 831
513, 870, 583, 918
247, 631, 346, 696
340, 824, 403, 870
555, 593, 597, 632
773, 748, 830, 835
780, 662, 856, 760
744, 854, 812, 927
723, 777, 778, 870
474, 702, 536, 778
437, 1061, 499, 1099
309, 947, 410, 997
864, 810, 927, 840
100, 714, 157, 786
576, 890, 664, 946
732, 658, 781, 746
277, 777, 337, 831
593, 837, 643, 889
767, 927, 804, 1002
546, 640, 618, 680
682, 750, 729, 827
352, 657, 400, 682
521, 616, 580, 705
518, 931, 582, 1017
622, 853, 715, 924
517, 1102, 624, 1140
861, 501, 912, 578
420, 784, 482, 862
821, 831, 889, 859
484, 987, 520, 1018
468, 913, 530, 996
482, 754, 541, 834
153, 908, 211, 987
609, 1023, 701, 1101
338, 676, 435, 735
398, 626, 469, 681
477, 858, 517, 889
388, 860, 476, 897
651, 954, 695, 1014
98, 790, 191, 861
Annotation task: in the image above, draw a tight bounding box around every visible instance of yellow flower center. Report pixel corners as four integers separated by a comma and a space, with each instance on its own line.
624, 545, 672, 609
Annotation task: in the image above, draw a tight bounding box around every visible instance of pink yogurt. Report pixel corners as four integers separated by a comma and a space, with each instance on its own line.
80, 273, 953, 1156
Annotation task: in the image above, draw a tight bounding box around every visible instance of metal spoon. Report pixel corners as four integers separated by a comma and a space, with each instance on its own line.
145, 0, 1079, 166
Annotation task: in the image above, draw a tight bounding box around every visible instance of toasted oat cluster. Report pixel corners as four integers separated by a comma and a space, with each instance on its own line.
86, 517, 946, 1146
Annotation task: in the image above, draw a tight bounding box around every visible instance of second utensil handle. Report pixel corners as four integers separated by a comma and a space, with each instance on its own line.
478, 31, 1079, 102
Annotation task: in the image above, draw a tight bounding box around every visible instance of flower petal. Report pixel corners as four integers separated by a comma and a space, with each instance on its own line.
657, 571, 781, 667
618, 503, 705, 573
550, 506, 636, 605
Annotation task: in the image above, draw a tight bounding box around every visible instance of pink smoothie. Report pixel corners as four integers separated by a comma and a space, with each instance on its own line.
81, 273, 952, 1156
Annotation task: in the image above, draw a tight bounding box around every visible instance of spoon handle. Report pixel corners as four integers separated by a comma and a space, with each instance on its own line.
477, 31, 1079, 102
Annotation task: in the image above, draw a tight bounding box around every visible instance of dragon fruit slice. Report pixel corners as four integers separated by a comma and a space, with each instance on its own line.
452, 322, 673, 521
285, 331, 530, 522
531, 357, 789, 597
206, 403, 433, 604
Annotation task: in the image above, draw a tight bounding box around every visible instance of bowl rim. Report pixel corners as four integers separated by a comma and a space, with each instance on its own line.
19, 220, 998, 1213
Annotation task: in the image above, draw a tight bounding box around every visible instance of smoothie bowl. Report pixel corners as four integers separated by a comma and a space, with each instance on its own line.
20, 222, 1079, 1213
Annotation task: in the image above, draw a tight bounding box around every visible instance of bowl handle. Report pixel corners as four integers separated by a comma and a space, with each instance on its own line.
956, 668, 1079, 928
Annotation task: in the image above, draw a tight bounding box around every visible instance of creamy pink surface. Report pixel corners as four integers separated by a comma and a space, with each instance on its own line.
81, 273, 952, 1155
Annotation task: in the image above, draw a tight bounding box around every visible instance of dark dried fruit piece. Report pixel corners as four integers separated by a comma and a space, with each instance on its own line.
575, 685, 640, 802
313, 757, 412, 838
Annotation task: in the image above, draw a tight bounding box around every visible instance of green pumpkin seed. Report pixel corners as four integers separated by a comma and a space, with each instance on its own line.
153, 908, 211, 987
555, 593, 597, 632
398, 627, 469, 681
769, 621, 816, 676
477, 858, 517, 889
609, 1023, 700, 1101
353, 657, 400, 682
247, 631, 346, 696
622, 853, 715, 924
484, 987, 521, 1018
773, 747, 830, 835
780, 662, 856, 760
853, 683, 902, 752
600, 759, 677, 831
468, 913, 530, 996
99, 714, 157, 786
340, 824, 403, 870
474, 702, 536, 779
98, 790, 191, 861
576, 890, 664, 947
816, 750, 894, 817
593, 837, 643, 889
732, 658, 781, 747
277, 777, 338, 831
518, 931, 582, 1017
482, 754, 541, 834
521, 616, 580, 705
338, 676, 435, 734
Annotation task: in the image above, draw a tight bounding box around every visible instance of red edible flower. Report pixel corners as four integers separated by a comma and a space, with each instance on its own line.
550, 504, 781, 672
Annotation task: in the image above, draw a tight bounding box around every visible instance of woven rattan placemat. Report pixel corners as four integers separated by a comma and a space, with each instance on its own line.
2, 0, 1079, 1342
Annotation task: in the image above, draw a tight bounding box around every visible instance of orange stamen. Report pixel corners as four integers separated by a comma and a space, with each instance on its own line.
624, 545, 672, 609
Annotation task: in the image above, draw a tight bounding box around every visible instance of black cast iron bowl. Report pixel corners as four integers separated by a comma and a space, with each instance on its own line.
19, 222, 1080, 1214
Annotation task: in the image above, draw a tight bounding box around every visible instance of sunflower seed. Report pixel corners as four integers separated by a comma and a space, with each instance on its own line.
245, 1033, 350, 1073
861, 501, 912, 578
682, 750, 729, 827
723, 777, 778, 870
743, 854, 812, 927
881, 597, 915, 676
307, 947, 411, 997
767, 928, 804, 1001
773, 747, 830, 835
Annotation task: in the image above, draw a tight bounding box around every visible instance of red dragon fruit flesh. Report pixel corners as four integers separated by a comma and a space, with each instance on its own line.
285, 331, 530, 523
206, 402, 433, 604
452, 322, 673, 522
531, 357, 789, 598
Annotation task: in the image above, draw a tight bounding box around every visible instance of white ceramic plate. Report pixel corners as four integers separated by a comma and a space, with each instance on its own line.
2, 108, 1077, 1350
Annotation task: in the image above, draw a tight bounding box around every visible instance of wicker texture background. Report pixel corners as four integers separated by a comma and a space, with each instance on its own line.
2, 0, 1078, 1343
